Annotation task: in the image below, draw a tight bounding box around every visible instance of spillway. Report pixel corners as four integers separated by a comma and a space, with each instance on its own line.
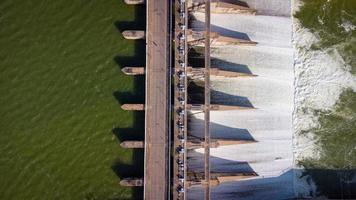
187, 0, 294, 199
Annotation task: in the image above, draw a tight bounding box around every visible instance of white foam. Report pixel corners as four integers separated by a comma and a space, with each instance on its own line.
292, 0, 356, 197
188, 10, 294, 200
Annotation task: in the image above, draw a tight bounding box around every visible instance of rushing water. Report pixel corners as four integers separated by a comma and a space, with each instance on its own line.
0, 1, 144, 199
1, 0, 355, 199
294, 0, 356, 198
188, 1, 295, 199
295, 0, 356, 74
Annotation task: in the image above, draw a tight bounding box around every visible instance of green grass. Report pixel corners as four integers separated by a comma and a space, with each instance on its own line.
295, 0, 356, 74
0, 0, 145, 199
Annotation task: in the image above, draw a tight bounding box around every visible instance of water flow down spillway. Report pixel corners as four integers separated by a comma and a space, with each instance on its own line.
186, 0, 294, 199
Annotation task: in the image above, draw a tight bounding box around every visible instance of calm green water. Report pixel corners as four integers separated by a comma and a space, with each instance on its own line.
295, 0, 356, 198
0, 1, 145, 199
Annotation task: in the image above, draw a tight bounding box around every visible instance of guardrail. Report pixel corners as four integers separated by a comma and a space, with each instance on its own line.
173, 0, 188, 199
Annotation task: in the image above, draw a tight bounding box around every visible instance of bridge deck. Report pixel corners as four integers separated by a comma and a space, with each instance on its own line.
144, 0, 170, 199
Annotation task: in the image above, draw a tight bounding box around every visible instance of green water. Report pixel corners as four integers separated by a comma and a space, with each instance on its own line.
299, 89, 356, 198
310, 89, 356, 169
295, 0, 356, 198
295, 0, 356, 74
0, 1, 145, 199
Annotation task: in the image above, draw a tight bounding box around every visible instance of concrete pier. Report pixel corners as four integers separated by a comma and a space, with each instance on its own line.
120, 0, 293, 199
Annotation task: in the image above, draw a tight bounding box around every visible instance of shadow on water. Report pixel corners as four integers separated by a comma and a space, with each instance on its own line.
187, 160, 356, 199
187, 168, 294, 199
220, 0, 249, 7
189, 152, 356, 199
211, 90, 253, 108
193, 0, 249, 7
301, 169, 356, 199
112, 4, 146, 200
187, 142, 356, 198
114, 4, 146, 32
206, 169, 355, 199
189, 15, 251, 41
187, 152, 256, 174
212, 58, 253, 74
188, 117, 255, 141
188, 81, 254, 108
188, 48, 254, 75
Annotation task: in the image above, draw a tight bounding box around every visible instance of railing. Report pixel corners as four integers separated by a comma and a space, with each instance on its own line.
173, 0, 188, 199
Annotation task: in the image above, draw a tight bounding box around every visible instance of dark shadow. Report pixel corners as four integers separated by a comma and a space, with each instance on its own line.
114, 56, 146, 71
111, 151, 144, 200
192, 0, 249, 7
111, 3, 146, 200
111, 118, 144, 200
187, 168, 294, 199
189, 15, 251, 41
301, 169, 356, 199
215, 0, 249, 7
188, 48, 254, 75
187, 154, 294, 200
113, 82, 145, 104
112, 125, 145, 142
188, 47, 205, 67
114, 5, 146, 32
186, 160, 356, 199
188, 81, 254, 108
188, 116, 255, 141
212, 58, 253, 74
187, 152, 256, 174
212, 90, 254, 108
207, 169, 356, 199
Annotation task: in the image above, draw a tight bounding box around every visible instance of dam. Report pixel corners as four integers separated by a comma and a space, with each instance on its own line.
120, 0, 293, 199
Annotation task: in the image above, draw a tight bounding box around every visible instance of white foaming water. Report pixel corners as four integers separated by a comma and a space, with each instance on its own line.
187, 3, 294, 199
292, 0, 356, 197
187, 1, 356, 199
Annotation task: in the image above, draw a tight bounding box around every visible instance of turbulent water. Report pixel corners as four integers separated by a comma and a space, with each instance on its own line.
293, 0, 356, 198
187, 1, 294, 199
0, 0, 355, 199
187, 0, 356, 199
